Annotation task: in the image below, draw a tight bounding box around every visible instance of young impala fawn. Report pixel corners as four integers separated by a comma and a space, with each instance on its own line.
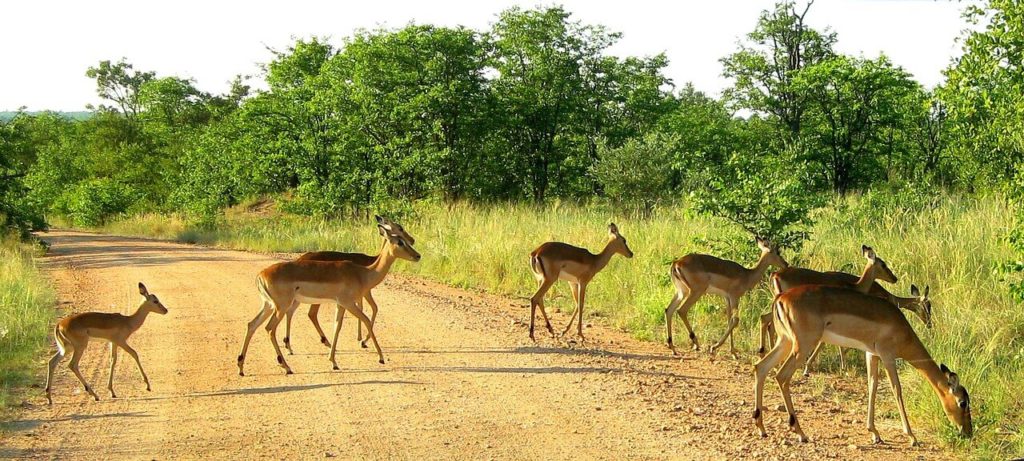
45, 283, 168, 404
664, 237, 787, 357
237, 225, 420, 375
528, 223, 633, 341
754, 284, 971, 445
283, 215, 415, 353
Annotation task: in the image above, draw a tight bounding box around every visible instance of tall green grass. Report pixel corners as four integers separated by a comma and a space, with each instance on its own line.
96, 195, 1022, 458
0, 237, 55, 411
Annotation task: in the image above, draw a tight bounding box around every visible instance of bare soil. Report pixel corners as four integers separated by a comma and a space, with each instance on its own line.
0, 230, 952, 460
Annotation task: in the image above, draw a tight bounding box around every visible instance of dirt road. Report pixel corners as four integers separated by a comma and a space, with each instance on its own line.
1, 231, 950, 460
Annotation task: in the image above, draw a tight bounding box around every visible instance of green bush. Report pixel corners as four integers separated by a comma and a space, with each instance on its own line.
55, 178, 139, 227
591, 132, 680, 215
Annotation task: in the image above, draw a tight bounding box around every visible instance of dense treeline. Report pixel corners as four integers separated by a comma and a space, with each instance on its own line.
1, 2, 1022, 252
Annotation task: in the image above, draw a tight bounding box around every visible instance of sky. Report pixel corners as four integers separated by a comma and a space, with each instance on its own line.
0, 0, 970, 112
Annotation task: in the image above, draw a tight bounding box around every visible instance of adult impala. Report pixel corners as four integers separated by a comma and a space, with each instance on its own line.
753, 284, 971, 445
45, 283, 168, 404
283, 215, 415, 353
758, 246, 929, 375
528, 223, 633, 340
664, 237, 787, 357
237, 225, 420, 375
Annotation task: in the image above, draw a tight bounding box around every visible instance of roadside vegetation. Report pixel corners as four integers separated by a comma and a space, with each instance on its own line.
0, 237, 55, 412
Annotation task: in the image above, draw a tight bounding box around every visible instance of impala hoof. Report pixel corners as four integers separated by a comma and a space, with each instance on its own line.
332, 365, 340, 371
285, 370, 293, 375
378, 359, 385, 365
239, 371, 245, 377
360, 342, 368, 349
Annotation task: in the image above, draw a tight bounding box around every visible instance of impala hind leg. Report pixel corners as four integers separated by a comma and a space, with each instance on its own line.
882, 357, 918, 446
45, 340, 66, 405
237, 302, 273, 376
360, 294, 380, 349
67, 339, 99, 401
664, 291, 683, 355
803, 342, 826, 377
675, 287, 706, 351
283, 307, 295, 355
757, 310, 775, 356
529, 276, 557, 340
776, 342, 811, 443
264, 307, 294, 375
307, 304, 330, 348
753, 336, 792, 438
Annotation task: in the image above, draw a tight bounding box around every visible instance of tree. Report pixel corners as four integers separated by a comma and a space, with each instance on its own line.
721, 0, 836, 139
488, 6, 618, 201
794, 55, 919, 193
692, 147, 825, 250
940, 0, 1024, 189
85, 59, 155, 118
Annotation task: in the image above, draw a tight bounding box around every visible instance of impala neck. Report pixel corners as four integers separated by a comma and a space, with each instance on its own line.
594, 239, 619, 272
128, 304, 152, 332
366, 239, 398, 289
742, 252, 775, 292
903, 339, 951, 401
853, 261, 876, 292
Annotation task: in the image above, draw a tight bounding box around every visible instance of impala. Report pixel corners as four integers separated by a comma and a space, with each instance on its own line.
664, 237, 787, 357
528, 223, 633, 340
45, 283, 168, 404
753, 284, 971, 445
283, 215, 415, 353
758, 246, 928, 375
237, 225, 420, 375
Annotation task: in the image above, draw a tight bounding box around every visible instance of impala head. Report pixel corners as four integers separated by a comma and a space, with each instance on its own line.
137, 283, 168, 315
378, 225, 421, 262
861, 245, 897, 283
755, 236, 788, 268
939, 363, 972, 437
910, 284, 934, 328
608, 223, 633, 258
375, 215, 415, 245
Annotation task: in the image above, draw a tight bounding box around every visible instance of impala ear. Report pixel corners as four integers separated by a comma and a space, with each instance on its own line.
862, 245, 876, 260
924, 285, 930, 298
377, 224, 388, 237
138, 282, 148, 296
947, 371, 960, 389
911, 284, 920, 297
375, 215, 385, 225
756, 236, 770, 251
940, 363, 951, 375
608, 223, 619, 235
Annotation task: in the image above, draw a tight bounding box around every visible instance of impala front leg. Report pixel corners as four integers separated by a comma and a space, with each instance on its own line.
709, 297, 740, 358
866, 352, 883, 444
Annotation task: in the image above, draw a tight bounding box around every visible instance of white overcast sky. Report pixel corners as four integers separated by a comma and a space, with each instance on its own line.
0, 0, 970, 111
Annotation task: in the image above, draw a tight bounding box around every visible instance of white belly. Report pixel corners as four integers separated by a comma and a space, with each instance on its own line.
822, 330, 871, 352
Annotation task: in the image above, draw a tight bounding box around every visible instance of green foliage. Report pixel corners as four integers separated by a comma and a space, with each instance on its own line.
721, 1, 836, 137
591, 132, 679, 215
692, 147, 825, 250
0, 237, 55, 410
55, 178, 139, 227
794, 55, 921, 193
